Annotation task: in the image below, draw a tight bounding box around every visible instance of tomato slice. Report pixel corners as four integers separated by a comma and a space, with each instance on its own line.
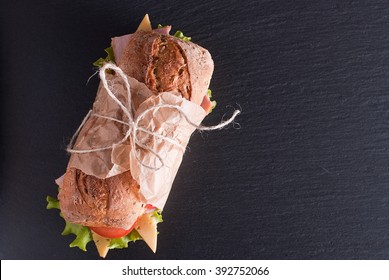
145, 204, 155, 210
90, 204, 156, 238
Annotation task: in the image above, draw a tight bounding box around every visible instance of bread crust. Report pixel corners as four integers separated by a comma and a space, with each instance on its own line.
59, 168, 144, 229
120, 30, 213, 104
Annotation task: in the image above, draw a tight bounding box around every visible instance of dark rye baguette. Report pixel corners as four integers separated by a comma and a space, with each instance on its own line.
120, 30, 214, 105
59, 169, 143, 229
58, 29, 214, 230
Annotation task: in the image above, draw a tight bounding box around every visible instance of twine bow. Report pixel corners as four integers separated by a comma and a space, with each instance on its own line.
67, 63, 240, 170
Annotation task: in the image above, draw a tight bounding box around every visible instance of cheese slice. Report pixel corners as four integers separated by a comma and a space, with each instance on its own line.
136, 14, 152, 31
135, 213, 158, 253
91, 212, 158, 257
92, 232, 111, 258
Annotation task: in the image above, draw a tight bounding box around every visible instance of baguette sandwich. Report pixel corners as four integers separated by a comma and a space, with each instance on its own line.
47, 15, 226, 258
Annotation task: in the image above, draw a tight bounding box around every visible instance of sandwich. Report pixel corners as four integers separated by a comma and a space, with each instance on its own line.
47, 14, 236, 258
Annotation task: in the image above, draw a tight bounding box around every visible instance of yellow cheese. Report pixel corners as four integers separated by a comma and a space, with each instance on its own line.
91, 232, 111, 258
91, 210, 158, 256
135, 213, 158, 253
136, 14, 152, 31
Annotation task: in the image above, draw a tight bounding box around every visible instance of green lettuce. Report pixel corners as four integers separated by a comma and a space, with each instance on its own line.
93, 46, 115, 68
62, 221, 92, 251
207, 89, 217, 112
46, 195, 93, 251
46, 195, 162, 252
157, 24, 192, 42
173, 30, 192, 42
151, 210, 163, 223
108, 230, 142, 249
46, 195, 60, 210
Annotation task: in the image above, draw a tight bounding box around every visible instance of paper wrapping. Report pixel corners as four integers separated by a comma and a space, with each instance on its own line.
68, 72, 206, 209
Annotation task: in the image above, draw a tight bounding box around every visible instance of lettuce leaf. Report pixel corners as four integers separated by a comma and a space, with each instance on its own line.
108, 230, 142, 249
46, 195, 60, 210
151, 210, 163, 223
158, 24, 192, 42
93, 46, 115, 68
46, 195, 92, 251
207, 89, 217, 112
61, 221, 92, 251
46, 195, 163, 252
173, 30, 191, 42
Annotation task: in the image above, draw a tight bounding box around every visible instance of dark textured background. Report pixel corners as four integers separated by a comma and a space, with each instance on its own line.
1, 0, 389, 259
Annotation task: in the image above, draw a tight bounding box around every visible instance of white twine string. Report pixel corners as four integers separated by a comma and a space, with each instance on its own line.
67, 62, 241, 170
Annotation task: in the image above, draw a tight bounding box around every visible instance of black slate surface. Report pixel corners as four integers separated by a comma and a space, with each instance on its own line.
1, 0, 389, 259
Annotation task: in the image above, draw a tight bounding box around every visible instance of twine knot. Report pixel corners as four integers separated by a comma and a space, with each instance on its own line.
67, 63, 240, 170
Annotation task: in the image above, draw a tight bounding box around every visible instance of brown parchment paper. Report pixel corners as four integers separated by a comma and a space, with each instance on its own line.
67, 72, 206, 209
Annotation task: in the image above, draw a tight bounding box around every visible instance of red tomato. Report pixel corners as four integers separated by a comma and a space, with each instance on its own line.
145, 204, 155, 210
89, 226, 135, 239
90, 204, 156, 238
